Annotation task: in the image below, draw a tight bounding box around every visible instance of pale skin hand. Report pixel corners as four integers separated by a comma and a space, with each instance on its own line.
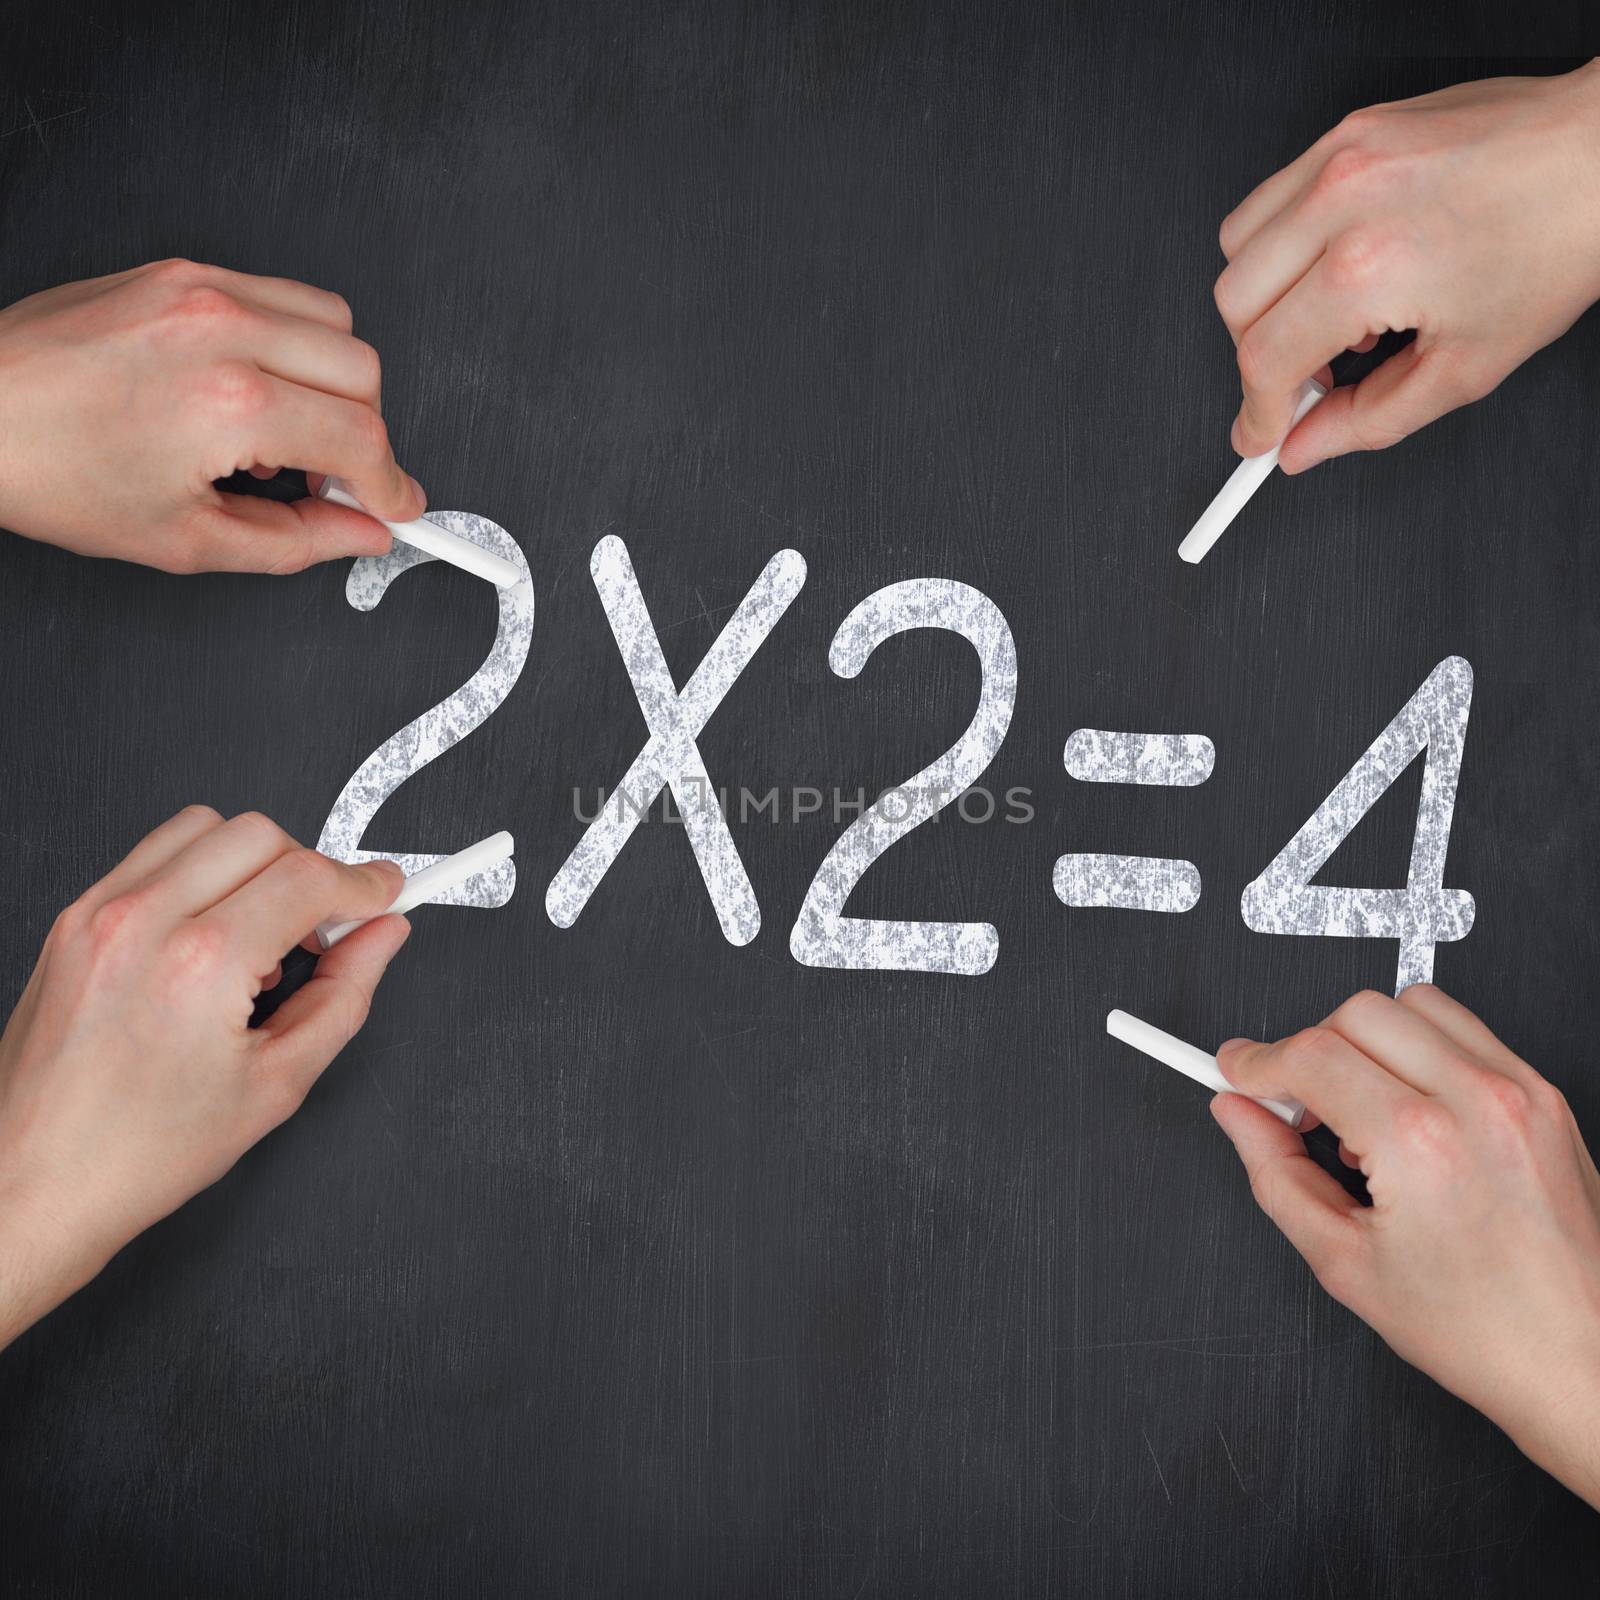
0, 807, 410, 1349
0, 259, 425, 574
1213, 985, 1600, 1508
1215, 60, 1600, 470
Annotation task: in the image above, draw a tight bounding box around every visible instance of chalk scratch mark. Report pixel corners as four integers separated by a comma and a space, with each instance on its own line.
9, 98, 82, 150
696, 1021, 741, 1102
1141, 1430, 1172, 1504
660, 598, 741, 634
361, 1058, 401, 1149
1216, 1423, 1247, 1494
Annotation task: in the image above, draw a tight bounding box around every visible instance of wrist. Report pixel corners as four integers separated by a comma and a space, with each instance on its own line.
1490, 1325, 1600, 1509
0, 1160, 116, 1350
1565, 62, 1600, 286
0, 316, 20, 536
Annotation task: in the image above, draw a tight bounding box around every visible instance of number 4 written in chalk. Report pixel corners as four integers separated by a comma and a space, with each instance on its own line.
1241, 655, 1475, 993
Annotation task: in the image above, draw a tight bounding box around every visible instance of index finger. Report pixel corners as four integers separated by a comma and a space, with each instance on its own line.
253, 914, 411, 1096
1219, 138, 1330, 260
203, 849, 403, 972
1218, 1025, 1416, 1150
201, 265, 354, 332
231, 373, 423, 524
73, 804, 225, 911
1233, 257, 1366, 455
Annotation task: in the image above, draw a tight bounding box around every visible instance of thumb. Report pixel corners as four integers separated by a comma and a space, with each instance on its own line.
1280, 342, 1486, 473
199, 493, 394, 573
1210, 1092, 1366, 1300
254, 913, 411, 1092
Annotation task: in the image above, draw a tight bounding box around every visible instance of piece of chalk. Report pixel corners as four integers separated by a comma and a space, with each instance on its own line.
1106, 1008, 1306, 1129
1177, 378, 1327, 565
316, 830, 515, 950
317, 476, 523, 590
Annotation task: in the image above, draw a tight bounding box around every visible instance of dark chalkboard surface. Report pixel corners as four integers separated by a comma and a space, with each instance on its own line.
3, 4, 1599, 1595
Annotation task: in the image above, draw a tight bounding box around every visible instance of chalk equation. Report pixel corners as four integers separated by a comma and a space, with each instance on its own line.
318, 513, 1474, 996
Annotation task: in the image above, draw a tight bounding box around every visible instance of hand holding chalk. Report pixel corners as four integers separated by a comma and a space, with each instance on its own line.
1209, 985, 1600, 1510
0, 259, 426, 577
317, 477, 523, 590
0, 806, 409, 1351
316, 831, 516, 949
1177, 379, 1325, 564
1106, 1009, 1306, 1127
1211, 64, 1600, 482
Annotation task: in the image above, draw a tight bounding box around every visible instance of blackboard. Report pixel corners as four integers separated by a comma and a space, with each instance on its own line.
3, 4, 1599, 1595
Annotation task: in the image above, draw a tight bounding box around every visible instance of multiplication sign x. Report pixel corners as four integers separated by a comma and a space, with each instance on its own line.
545, 536, 807, 945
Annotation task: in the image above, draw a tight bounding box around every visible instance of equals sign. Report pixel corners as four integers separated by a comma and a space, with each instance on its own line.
1053, 730, 1214, 914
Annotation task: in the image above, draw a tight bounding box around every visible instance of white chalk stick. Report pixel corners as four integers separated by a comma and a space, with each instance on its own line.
1177, 379, 1327, 565
317, 476, 523, 590
316, 831, 516, 950
1106, 1009, 1306, 1129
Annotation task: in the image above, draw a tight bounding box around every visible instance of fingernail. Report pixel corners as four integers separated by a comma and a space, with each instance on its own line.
1215, 1038, 1251, 1058
405, 472, 426, 512
1230, 415, 1244, 454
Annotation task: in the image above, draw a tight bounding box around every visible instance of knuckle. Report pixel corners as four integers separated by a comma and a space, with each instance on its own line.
282, 845, 339, 893
146, 256, 205, 288
336, 977, 374, 1038
265, 540, 317, 577
49, 894, 96, 947
349, 338, 382, 398
1212, 268, 1243, 330
1476, 1070, 1533, 1125
1391, 1098, 1455, 1158
1235, 329, 1270, 393
191, 358, 272, 422
1332, 988, 1389, 1029
170, 282, 247, 325
305, 973, 374, 1050
1322, 226, 1392, 293
1333, 105, 1381, 140
232, 810, 292, 852
352, 405, 393, 465
85, 890, 155, 952
1246, 1156, 1286, 1216
1535, 1078, 1573, 1123
290, 844, 338, 880
260, 519, 317, 577
163, 918, 230, 981
1346, 403, 1410, 456
1282, 1025, 1339, 1069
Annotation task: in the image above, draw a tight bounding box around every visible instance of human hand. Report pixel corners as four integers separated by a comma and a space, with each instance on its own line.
1213, 61, 1600, 470
1213, 985, 1600, 1507
0, 807, 409, 1349
0, 259, 425, 573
